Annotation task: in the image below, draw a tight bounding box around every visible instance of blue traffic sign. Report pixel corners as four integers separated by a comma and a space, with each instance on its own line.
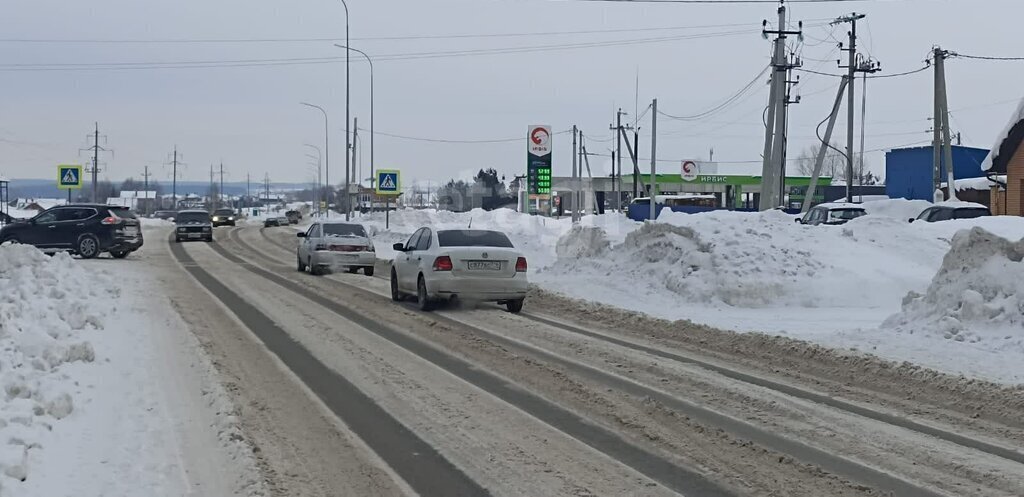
376, 169, 401, 195
58, 165, 83, 190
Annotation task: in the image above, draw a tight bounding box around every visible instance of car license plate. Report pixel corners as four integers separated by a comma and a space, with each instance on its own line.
467, 261, 501, 271
125, 227, 138, 236
188, 233, 202, 239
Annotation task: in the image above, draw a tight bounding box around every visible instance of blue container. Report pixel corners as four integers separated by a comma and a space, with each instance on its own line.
885, 145, 989, 201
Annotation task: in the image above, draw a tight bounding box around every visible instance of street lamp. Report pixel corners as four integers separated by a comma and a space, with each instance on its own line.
300, 102, 329, 217
338, 0, 351, 221
304, 143, 322, 216
334, 44, 374, 194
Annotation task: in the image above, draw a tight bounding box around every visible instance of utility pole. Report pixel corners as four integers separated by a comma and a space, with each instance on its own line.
142, 165, 153, 216
209, 164, 215, 212
571, 125, 578, 223
246, 172, 251, 214
617, 124, 640, 199
79, 123, 110, 204
802, 76, 850, 214
781, 52, 803, 206
609, 108, 628, 212
933, 47, 957, 201
352, 117, 359, 216
163, 146, 184, 211
219, 162, 226, 209
650, 98, 658, 222
833, 13, 881, 201
760, 4, 803, 210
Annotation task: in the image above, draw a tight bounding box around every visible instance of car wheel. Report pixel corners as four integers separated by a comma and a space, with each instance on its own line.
297, 255, 307, 272
417, 275, 435, 311
364, 266, 375, 277
505, 299, 525, 314
77, 235, 100, 259
346, 266, 359, 274
309, 257, 320, 276
390, 269, 403, 302
206, 236, 213, 242
175, 237, 182, 243
110, 250, 129, 259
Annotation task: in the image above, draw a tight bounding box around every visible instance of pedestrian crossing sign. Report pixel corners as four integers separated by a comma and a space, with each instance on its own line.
376, 169, 400, 195
57, 164, 83, 190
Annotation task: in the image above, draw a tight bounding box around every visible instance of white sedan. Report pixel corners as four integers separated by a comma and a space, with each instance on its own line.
390, 228, 528, 312
296, 222, 376, 276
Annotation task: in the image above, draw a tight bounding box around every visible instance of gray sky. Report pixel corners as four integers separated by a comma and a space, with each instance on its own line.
1, 0, 1022, 189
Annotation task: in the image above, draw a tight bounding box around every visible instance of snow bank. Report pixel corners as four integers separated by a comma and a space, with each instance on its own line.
0, 246, 109, 486
861, 198, 932, 221
883, 228, 1024, 345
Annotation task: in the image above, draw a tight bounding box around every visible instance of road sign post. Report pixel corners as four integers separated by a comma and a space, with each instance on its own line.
57, 165, 83, 202
376, 169, 401, 229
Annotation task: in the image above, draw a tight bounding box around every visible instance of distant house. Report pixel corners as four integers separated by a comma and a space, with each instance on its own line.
115, 190, 157, 212
981, 99, 1024, 216
16, 198, 67, 212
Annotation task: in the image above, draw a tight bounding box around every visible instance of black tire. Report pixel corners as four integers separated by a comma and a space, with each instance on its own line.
206, 236, 213, 243
309, 258, 320, 276
505, 299, 525, 314
175, 237, 182, 243
364, 266, 375, 277
110, 250, 130, 259
297, 256, 307, 272
77, 235, 100, 259
346, 267, 359, 274
390, 269, 403, 302
416, 276, 435, 312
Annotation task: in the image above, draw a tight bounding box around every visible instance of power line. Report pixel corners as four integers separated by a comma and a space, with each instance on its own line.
796, 65, 929, 79
0, 22, 759, 44
951, 53, 1024, 61
657, 65, 770, 121
360, 128, 570, 144
569, 0, 876, 4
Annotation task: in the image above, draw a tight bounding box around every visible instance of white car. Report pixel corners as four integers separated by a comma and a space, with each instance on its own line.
390, 228, 528, 312
296, 222, 376, 276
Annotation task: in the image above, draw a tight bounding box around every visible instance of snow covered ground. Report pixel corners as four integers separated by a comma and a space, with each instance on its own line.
357, 203, 1024, 384
0, 243, 264, 495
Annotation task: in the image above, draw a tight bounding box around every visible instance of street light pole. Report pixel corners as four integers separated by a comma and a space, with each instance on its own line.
334, 44, 374, 193
300, 102, 329, 217
304, 144, 322, 216
337, 0, 351, 221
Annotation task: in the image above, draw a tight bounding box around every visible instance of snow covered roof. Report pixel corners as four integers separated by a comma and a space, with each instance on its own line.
951, 176, 1006, 191
816, 202, 866, 210
980, 97, 1024, 172
119, 190, 157, 199
935, 200, 988, 209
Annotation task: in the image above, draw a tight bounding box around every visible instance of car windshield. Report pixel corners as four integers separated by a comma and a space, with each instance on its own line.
214, 209, 233, 216
829, 209, 865, 221
109, 207, 137, 219
323, 224, 367, 237
176, 212, 210, 224
437, 230, 514, 248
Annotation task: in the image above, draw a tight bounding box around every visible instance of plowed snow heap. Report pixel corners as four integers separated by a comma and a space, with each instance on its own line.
883, 227, 1024, 343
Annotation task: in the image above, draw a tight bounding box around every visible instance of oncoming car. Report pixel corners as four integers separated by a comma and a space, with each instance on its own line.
264, 216, 289, 228
296, 222, 375, 276
175, 210, 213, 242
211, 208, 236, 227
390, 228, 528, 313
797, 203, 866, 226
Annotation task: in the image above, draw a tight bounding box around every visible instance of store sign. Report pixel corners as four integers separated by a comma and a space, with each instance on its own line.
681, 161, 699, 182
526, 125, 552, 198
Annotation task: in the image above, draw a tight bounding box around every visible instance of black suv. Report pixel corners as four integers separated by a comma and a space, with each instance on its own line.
175, 210, 214, 242
285, 210, 301, 224
911, 204, 992, 223
0, 204, 143, 259
211, 208, 237, 227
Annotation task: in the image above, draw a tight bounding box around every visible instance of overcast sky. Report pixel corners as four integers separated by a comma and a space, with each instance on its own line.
1, 0, 1022, 190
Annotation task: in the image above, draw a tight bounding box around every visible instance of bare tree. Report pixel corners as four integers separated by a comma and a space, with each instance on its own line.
794, 143, 846, 179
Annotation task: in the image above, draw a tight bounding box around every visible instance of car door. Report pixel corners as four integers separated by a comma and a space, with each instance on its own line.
22, 209, 60, 246
398, 229, 424, 291
299, 224, 318, 262
66, 207, 98, 247
414, 229, 434, 283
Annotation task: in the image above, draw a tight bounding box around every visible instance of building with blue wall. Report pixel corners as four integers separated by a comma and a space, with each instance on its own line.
885, 145, 990, 200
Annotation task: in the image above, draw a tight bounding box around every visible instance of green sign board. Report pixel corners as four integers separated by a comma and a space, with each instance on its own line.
58, 164, 83, 190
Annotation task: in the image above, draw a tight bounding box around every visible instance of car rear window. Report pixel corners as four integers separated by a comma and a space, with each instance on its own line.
829, 209, 865, 221
109, 207, 138, 219
437, 230, 514, 248
323, 224, 367, 237
176, 212, 210, 224
954, 208, 990, 219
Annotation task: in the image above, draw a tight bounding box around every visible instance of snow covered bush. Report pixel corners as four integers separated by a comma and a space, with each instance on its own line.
883, 227, 1024, 344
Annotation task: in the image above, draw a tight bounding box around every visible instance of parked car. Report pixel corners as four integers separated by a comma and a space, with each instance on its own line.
154, 210, 177, 220
211, 208, 237, 227
910, 203, 992, 223
296, 222, 375, 276
797, 203, 866, 226
0, 204, 143, 259
264, 216, 289, 228
285, 210, 302, 224
175, 210, 213, 242
390, 228, 528, 313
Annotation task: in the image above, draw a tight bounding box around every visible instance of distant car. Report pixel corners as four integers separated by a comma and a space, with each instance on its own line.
0, 204, 143, 259
285, 210, 302, 224
154, 210, 177, 220
211, 208, 237, 227
175, 210, 213, 242
296, 222, 375, 276
264, 216, 289, 228
390, 228, 528, 312
911, 204, 992, 223
797, 203, 866, 226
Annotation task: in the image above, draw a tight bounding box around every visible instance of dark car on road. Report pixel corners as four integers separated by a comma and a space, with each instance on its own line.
211, 208, 237, 227
0, 204, 143, 259
175, 210, 213, 242
264, 216, 289, 228
285, 210, 302, 224
911, 204, 992, 223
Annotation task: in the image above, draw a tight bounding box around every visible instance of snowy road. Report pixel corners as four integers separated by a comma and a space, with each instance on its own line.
138, 224, 1024, 497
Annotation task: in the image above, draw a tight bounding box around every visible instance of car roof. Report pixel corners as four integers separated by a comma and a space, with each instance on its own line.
815, 202, 865, 210
931, 201, 989, 210
177, 209, 210, 214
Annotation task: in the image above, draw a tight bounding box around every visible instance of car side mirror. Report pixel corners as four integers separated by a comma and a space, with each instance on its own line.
908, 218, 915, 223
296, 232, 306, 238
392, 242, 405, 252
794, 218, 801, 223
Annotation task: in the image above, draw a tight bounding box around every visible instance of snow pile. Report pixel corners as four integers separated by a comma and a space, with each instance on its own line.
555, 225, 610, 259
861, 198, 932, 221
0, 245, 111, 486
883, 228, 1024, 344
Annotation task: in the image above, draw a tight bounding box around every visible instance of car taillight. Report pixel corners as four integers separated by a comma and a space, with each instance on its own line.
101, 216, 121, 225
515, 257, 527, 272
432, 256, 453, 271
